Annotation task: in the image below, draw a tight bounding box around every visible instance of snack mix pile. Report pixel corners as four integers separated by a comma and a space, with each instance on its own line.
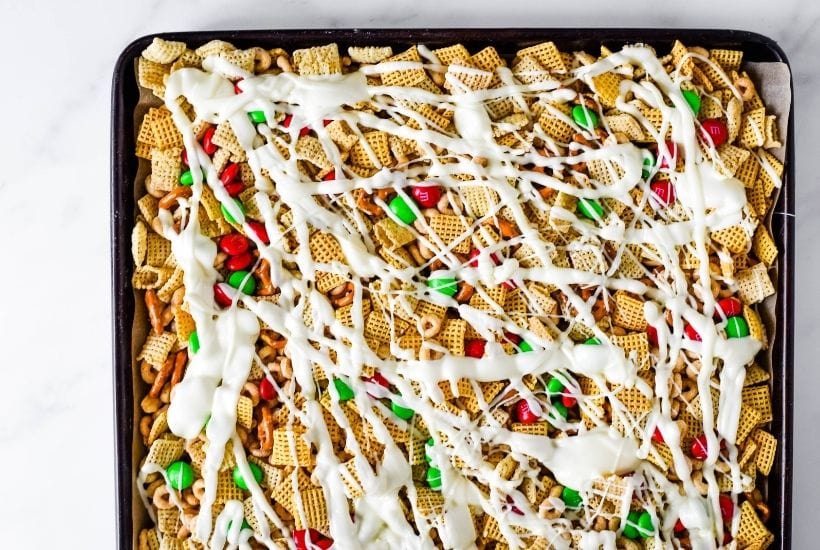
131, 36, 783, 550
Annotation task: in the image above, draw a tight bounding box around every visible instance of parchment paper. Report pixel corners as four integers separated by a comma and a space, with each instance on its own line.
124, 53, 793, 547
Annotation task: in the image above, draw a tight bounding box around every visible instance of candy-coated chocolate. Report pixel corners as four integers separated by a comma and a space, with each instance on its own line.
561, 487, 582, 508
232, 462, 263, 490
333, 378, 354, 401
682, 89, 701, 114
248, 110, 266, 123
411, 184, 442, 208
659, 140, 678, 169
166, 461, 194, 490
650, 180, 676, 206
220, 163, 240, 185
725, 316, 750, 338
684, 323, 701, 342
188, 331, 200, 354
259, 377, 276, 401
202, 126, 217, 155
247, 221, 269, 244
622, 510, 643, 539
226, 251, 253, 272
719, 494, 734, 522
571, 104, 599, 130
219, 233, 250, 255
426, 466, 442, 490
577, 198, 604, 220
391, 401, 414, 420
224, 181, 245, 197
715, 297, 742, 319
389, 195, 417, 224
213, 284, 232, 307
221, 199, 245, 224
701, 118, 728, 147
227, 270, 257, 295
427, 277, 458, 297
546, 377, 564, 395
515, 399, 539, 424
465, 339, 486, 358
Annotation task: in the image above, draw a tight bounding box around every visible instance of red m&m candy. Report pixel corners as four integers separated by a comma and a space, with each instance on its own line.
259, 377, 276, 401
690, 434, 709, 460
219, 233, 250, 255
411, 184, 442, 208
646, 324, 658, 346
652, 427, 664, 444
282, 115, 310, 137
226, 251, 254, 272
701, 118, 728, 147
202, 126, 217, 155
719, 494, 734, 522
465, 339, 486, 358
515, 399, 540, 424
714, 297, 742, 319
220, 163, 240, 186
224, 181, 245, 197
690, 434, 725, 460
659, 140, 678, 169
293, 529, 333, 550
247, 221, 269, 244
684, 323, 701, 342
213, 284, 232, 308
561, 394, 577, 408
674, 519, 686, 533
650, 180, 676, 206
468, 248, 501, 268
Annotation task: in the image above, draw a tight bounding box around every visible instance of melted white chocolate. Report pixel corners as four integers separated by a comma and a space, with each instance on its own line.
139, 43, 779, 550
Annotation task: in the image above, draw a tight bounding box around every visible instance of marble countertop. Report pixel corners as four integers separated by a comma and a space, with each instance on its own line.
0, 1, 815, 547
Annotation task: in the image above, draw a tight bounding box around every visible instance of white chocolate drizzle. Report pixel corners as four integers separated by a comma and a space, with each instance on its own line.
138, 43, 778, 550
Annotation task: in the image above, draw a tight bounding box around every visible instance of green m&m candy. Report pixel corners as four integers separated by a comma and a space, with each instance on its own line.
561, 487, 583, 508
391, 401, 415, 420
166, 461, 194, 490
637, 510, 655, 538
179, 169, 200, 186
424, 438, 435, 465
233, 463, 263, 490
548, 401, 568, 423
577, 198, 604, 221
221, 199, 246, 224
228, 270, 257, 295
189, 330, 200, 354
642, 151, 655, 179
584, 337, 601, 345
333, 378, 354, 401
517, 340, 533, 353
725, 316, 750, 338
682, 90, 701, 115
248, 110, 267, 123
571, 104, 599, 130
427, 277, 458, 297
426, 466, 442, 490
228, 519, 251, 531
546, 377, 564, 396
388, 195, 417, 224
622, 510, 643, 539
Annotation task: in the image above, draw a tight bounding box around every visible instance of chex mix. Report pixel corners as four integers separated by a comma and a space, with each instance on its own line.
131, 36, 783, 549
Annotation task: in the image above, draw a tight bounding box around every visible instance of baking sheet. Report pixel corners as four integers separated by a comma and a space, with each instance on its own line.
112, 30, 795, 549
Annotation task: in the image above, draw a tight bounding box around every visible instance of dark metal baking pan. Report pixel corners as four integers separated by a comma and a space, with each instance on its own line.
112, 28, 794, 549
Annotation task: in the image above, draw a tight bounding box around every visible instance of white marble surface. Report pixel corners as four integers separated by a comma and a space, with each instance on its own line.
0, 1, 815, 547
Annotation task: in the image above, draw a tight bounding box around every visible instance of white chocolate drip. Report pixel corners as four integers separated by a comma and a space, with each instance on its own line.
139, 44, 775, 549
